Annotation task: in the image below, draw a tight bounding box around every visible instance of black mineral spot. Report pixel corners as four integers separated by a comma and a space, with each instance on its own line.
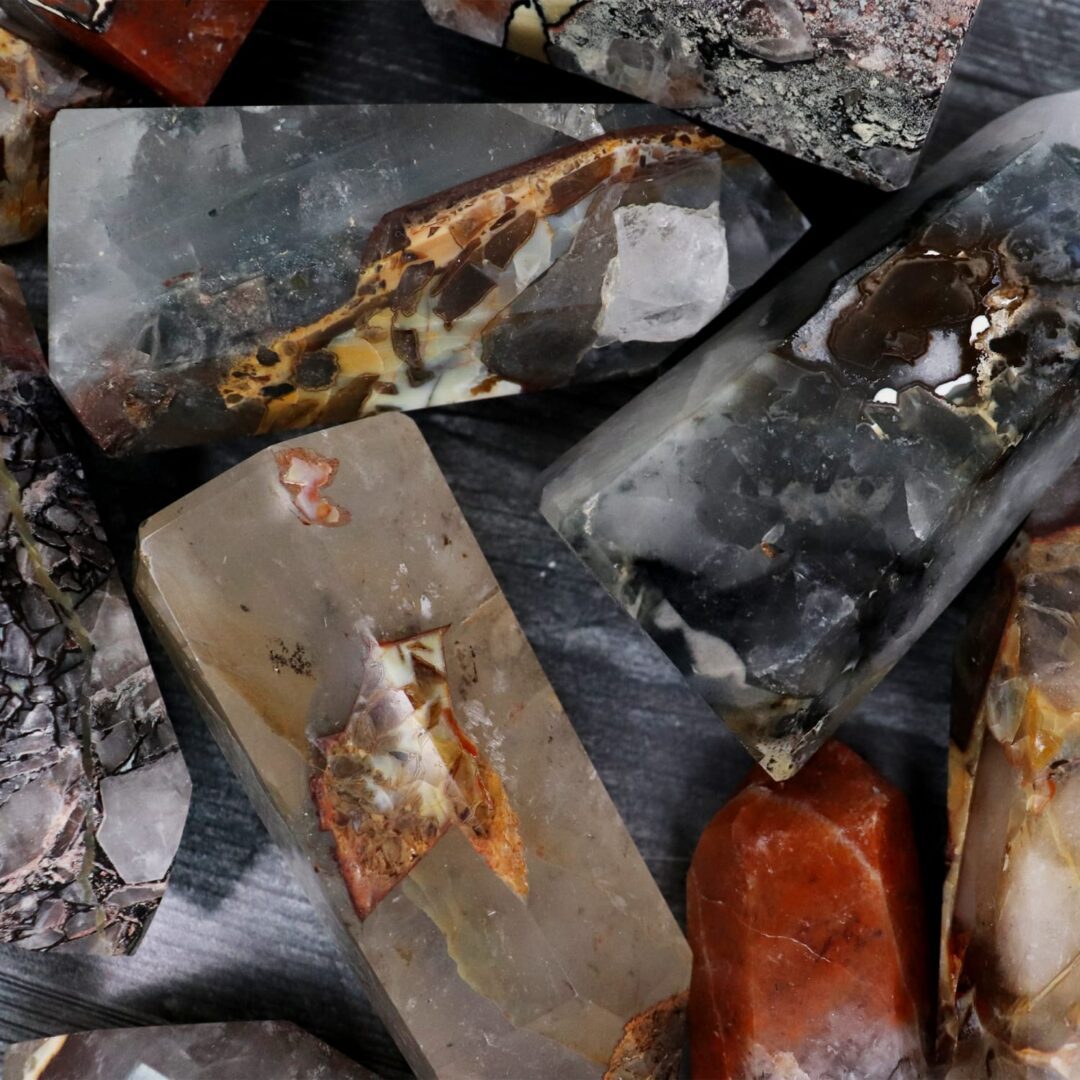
295, 349, 339, 390
260, 383, 294, 399
256, 346, 279, 367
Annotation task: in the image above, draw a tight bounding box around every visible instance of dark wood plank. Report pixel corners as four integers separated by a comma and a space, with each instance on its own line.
1, 1, 1078, 1075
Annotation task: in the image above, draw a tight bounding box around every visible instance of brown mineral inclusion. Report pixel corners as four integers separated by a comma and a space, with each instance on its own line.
311, 627, 526, 919
217, 125, 727, 435
687, 741, 929, 1079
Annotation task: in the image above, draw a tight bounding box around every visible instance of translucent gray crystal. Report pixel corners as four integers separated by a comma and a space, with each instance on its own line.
542, 90, 1080, 779
47, 104, 805, 454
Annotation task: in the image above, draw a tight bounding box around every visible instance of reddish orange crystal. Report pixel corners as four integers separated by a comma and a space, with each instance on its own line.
27, 0, 266, 105
687, 740, 929, 1079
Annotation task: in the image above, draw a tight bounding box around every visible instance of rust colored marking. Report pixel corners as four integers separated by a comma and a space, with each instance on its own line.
274, 446, 351, 527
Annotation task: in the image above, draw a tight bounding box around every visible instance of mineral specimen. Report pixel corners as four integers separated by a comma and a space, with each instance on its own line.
48, 104, 806, 454
687, 740, 929, 1079
0, 263, 188, 954
3, 1021, 376, 1078
0, 26, 108, 245
940, 461, 1080, 1078
541, 90, 1080, 779
134, 412, 691, 1079
421, 0, 982, 190
0, 0, 266, 105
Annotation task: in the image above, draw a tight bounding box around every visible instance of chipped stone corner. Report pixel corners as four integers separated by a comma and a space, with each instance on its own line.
604, 990, 689, 1080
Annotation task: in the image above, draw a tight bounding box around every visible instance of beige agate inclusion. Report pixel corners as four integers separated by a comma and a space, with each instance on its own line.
135, 412, 690, 1080
216, 126, 726, 434
941, 463, 1080, 1077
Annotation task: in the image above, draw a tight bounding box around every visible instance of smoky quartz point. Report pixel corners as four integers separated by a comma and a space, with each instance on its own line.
421, 0, 982, 190
940, 461, 1080, 1077
3, 1021, 376, 1079
0, 263, 188, 954
135, 412, 691, 1080
542, 91, 1080, 779
48, 104, 805, 454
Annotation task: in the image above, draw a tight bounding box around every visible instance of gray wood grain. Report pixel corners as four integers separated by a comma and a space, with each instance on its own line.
1, 1, 1078, 1076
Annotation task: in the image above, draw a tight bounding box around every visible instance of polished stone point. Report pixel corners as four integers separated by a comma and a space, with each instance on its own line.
421, 0, 982, 189
48, 104, 806, 454
2, 1021, 377, 1079
940, 461, 1080, 1078
542, 90, 1080, 779
0, 263, 189, 955
0, 26, 108, 245
688, 740, 928, 1079
134, 412, 691, 1079
1, 0, 266, 105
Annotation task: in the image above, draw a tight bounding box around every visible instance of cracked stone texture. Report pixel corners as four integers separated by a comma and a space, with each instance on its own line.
0, 27, 108, 246
421, 0, 983, 190
0, 0, 266, 105
2, 1020, 377, 1078
541, 90, 1080, 779
687, 739, 929, 1079
47, 103, 806, 455
0, 262, 189, 955
939, 461, 1080, 1078
134, 412, 691, 1080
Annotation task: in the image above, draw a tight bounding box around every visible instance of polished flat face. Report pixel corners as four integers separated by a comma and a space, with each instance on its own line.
0, 264, 188, 956
47, 104, 806, 454
422, 0, 983, 189
135, 412, 691, 1079
542, 92, 1080, 779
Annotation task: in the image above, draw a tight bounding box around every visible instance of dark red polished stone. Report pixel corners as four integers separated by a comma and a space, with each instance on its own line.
687, 740, 929, 1079
22, 0, 266, 104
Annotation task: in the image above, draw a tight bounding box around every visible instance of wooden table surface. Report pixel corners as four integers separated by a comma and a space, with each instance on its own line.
1, 2, 1078, 1075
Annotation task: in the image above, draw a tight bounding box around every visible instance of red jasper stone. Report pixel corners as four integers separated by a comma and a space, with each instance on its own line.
687, 740, 929, 1079
26, 0, 266, 105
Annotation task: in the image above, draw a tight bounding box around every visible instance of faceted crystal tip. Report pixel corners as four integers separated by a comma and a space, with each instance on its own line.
48, 104, 805, 454
688, 740, 929, 1079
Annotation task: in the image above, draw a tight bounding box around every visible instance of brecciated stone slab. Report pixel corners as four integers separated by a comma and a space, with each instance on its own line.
3, 1021, 377, 1078
940, 461, 1080, 1078
421, 0, 982, 190
1, 0, 265, 105
541, 90, 1080, 779
134, 412, 691, 1080
0, 263, 188, 954
0, 26, 108, 245
688, 740, 928, 1079
48, 104, 806, 454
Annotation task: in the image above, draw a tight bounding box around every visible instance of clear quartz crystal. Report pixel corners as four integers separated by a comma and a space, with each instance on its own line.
3, 1021, 376, 1079
940, 461, 1080, 1078
47, 104, 805, 455
0, 263, 188, 955
421, 0, 982, 189
542, 91, 1080, 779
134, 412, 691, 1080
